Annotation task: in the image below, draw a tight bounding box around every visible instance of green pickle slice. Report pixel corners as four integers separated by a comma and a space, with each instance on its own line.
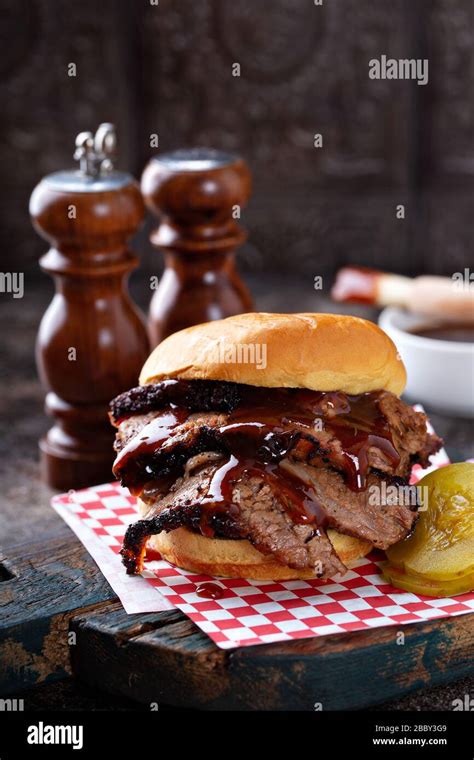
383, 463, 474, 597
382, 564, 474, 598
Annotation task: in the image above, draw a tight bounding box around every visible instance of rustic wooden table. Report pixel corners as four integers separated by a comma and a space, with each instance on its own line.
0, 276, 472, 710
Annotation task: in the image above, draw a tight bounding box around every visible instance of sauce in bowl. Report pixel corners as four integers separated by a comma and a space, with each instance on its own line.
408, 322, 474, 343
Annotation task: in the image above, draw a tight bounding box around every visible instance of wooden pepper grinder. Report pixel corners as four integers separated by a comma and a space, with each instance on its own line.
30, 124, 150, 490
141, 148, 254, 345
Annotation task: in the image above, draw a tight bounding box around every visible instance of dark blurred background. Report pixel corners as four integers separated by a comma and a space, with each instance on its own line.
2, 0, 473, 284
1, 0, 473, 712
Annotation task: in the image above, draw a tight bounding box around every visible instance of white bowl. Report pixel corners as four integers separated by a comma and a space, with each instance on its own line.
378, 307, 474, 418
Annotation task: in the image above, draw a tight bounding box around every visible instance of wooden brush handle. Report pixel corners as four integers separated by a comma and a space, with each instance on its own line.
332, 267, 474, 322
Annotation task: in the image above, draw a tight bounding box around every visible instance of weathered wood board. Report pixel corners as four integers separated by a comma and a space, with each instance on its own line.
1, 538, 473, 710
0, 535, 116, 694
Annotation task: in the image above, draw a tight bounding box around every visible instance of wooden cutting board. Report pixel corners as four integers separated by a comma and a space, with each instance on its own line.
1, 535, 473, 710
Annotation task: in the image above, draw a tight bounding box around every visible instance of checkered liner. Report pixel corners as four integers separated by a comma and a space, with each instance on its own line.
51, 415, 474, 649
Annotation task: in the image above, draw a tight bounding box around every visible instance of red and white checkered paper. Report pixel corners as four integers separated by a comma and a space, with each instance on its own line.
51, 413, 474, 650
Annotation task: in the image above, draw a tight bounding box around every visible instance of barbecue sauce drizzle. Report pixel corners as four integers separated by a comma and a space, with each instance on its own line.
196, 582, 225, 600
113, 382, 400, 534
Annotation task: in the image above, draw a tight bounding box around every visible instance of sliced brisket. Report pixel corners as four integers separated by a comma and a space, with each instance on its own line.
110, 379, 242, 423
280, 461, 417, 549
112, 381, 442, 577
378, 392, 442, 468
122, 461, 346, 577
112, 397, 439, 491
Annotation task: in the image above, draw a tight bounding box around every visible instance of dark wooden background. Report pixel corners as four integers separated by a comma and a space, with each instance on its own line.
1, 0, 474, 711
1, 0, 473, 282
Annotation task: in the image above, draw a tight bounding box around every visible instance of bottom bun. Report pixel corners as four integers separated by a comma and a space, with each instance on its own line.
139, 500, 372, 580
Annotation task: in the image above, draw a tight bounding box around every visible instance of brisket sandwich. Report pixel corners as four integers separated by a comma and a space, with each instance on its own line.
110, 313, 442, 580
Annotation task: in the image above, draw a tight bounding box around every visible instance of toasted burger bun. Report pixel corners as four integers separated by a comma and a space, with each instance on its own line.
139, 312, 406, 396
139, 500, 372, 580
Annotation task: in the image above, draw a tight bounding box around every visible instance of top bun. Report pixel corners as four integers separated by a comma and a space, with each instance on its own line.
140, 313, 406, 396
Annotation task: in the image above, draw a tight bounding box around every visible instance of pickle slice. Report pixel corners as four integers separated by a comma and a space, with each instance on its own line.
382, 563, 474, 598
386, 463, 474, 582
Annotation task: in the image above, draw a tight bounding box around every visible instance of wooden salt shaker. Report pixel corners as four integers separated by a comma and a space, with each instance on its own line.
30, 124, 150, 490
141, 148, 254, 346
